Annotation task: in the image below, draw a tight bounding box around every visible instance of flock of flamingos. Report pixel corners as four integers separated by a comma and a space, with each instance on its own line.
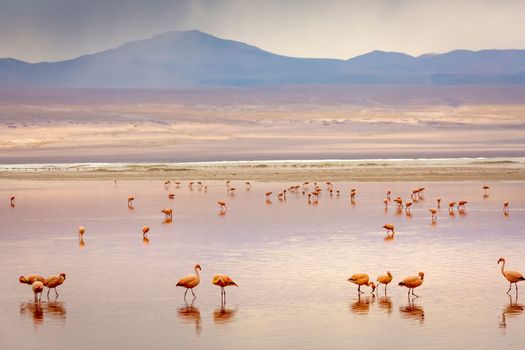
14, 180, 522, 305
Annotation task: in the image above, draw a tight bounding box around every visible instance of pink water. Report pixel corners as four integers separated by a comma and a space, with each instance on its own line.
1, 180, 524, 349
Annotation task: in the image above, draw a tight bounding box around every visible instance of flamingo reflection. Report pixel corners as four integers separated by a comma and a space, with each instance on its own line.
178, 300, 201, 336
500, 294, 524, 329
350, 294, 375, 315
20, 300, 66, 327
213, 299, 236, 325
399, 296, 424, 324
378, 296, 393, 314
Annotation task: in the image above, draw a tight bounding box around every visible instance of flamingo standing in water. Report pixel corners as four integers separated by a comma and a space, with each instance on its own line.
399, 272, 424, 297
78, 226, 85, 238
19, 274, 46, 285
45, 273, 66, 297
437, 198, 441, 208
394, 197, 403, 209
457, 201, 468, 211
405, 201, 413, 213
127, 196, 134, 207
348, 274, 376, 294
498, 258, 525, 294
504, 201, 509, 215
212, 274, 238, 301
429, 208, 437, 222
377, 271, 393, 293
448, 201, 456, 212
217, 201, 227, 212
245, 182, 251, 189
142, 226, 149, 237
483, 185, 490, 195
168, 193, 175, 199
161, 208, 173, 219
383, 224, 395, 236
177, 264, 201, 298
10, 196, 15, 207
386, 191, 391, 200
265, 192, 272, 201
32, 281, 44, 301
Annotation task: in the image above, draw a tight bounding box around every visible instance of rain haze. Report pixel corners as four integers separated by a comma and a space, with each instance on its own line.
1, 0, 525, 62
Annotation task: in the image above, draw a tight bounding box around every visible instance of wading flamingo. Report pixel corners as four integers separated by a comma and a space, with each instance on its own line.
177, 264, 201, 298
429, 208, 437, 222
45, 273, 66, 297
405, 201, 413, 213
437, 198, 441, 208
348, 274, 376, 294
142, 226, 149, 237
386, 191, 391, 200
457, 201, 468, 210
383, 224, 395, 236
377, 271, 393, 293
217, 201, 227, 212
161, 208, 173, 219
32, 281, 44, 301
448, 201, 456, 212
168, 193, 175, 199
483, 185, 490, 195
212, 274, 238, 301
10, 196, 15, 206
127, 196, 134, 207
504, 201, 509, 215
78, 226, 85, 238
265, 192, 272, 200
19, 275, 45, 285
498, 258, 525, 294
399, 272, 424, 297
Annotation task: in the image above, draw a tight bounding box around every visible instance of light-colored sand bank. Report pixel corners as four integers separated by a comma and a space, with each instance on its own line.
1, 159, 524, 181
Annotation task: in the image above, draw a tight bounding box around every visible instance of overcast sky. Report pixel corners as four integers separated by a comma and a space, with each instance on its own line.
1, 0, 524, 62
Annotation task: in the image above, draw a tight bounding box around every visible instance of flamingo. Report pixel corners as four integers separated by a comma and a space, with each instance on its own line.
498, 258, 525, 294
405, 201, 413, 213
177, 264, 201, 298
386, 191, 391, 200
457, 201, 468, 210
161, 208, 173, 219
142, 226, 149, 237
10, 196, 15, 206
45, 273, 66, 297
377, 271, 393, 293
429, 208, 437, 222
504, 201, 509, 215
394, 197, 403, 209
448, 201, 456, 212
437, 198, 441, 208
217, 201, 227, 212
265, 192, 272, 200
384, 198, 388, 207
383, 224, 395, 236
78, 226, 85, 238
127, 196, 134, 207
399, 272, 424, 297
164, 180, 171, 189
245, 182, 251, 189
168, 193, 175, 199
32, 281, 44, 301
212, 274, 238, 301
348, 274, 376, 294
19, 274, 45, 285
483, 185, 490, 195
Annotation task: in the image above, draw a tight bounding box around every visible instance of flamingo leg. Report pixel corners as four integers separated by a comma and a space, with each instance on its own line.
358, 285, 363, 294
55, 288, 59, 297
385, 284, 387, 294
411, 289, 419, 298
184, 289, 188, 298
507, 283, 512, 294
47, 288, 50, 297
191, 288, 196, 297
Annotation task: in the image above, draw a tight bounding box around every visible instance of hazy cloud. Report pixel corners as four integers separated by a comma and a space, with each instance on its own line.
1, 0, 524, 62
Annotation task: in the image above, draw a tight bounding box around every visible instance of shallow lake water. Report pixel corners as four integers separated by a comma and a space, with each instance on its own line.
1, 180, 524, 349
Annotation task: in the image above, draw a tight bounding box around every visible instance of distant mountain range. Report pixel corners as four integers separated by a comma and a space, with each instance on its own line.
1, 30, 525, 87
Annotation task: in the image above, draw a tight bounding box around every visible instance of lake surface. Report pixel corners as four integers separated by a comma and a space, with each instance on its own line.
1, 180, 524, 349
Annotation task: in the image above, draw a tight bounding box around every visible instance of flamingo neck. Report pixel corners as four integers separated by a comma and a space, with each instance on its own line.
500, 261, 506, 275
195, 267, 200, 277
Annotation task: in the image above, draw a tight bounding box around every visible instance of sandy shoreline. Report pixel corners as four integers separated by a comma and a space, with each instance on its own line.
1, 159, 524, 182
